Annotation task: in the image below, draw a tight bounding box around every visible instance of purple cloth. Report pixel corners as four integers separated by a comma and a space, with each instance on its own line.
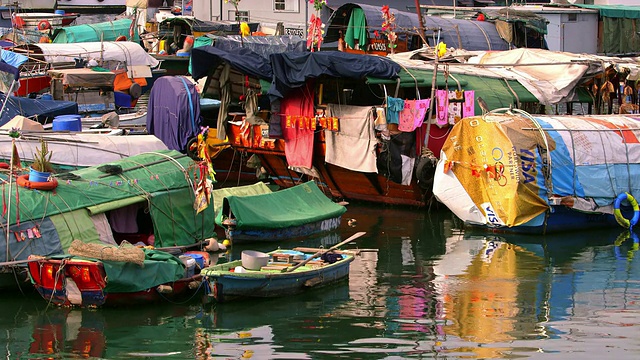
146, 76, 202, 152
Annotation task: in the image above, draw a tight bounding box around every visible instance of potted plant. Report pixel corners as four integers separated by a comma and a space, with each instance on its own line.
29, 138, 54, 182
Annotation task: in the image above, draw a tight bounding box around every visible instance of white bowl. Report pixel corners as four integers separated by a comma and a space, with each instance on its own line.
241, 250, 269, 270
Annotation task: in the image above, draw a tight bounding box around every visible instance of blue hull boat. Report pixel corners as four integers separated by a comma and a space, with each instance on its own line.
202, 249, 354, 303
214, 181, 346, 243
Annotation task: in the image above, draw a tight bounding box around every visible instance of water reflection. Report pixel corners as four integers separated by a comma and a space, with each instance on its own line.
431, 227, 640, 358
2, 205, 640, 358
199, 284, 351, 359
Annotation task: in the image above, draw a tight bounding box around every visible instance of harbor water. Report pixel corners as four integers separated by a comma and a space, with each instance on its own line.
1, 201, 639, 359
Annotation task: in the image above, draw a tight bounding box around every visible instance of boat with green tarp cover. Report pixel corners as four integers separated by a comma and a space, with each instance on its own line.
51, 18, 139, 43
0, 149, 217, 305
215, 181, 346, 243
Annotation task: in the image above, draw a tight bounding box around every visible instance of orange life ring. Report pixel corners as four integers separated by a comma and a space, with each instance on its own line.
115, 35, 127, 41
16, 174, 58, 191
37, 20, 51, 31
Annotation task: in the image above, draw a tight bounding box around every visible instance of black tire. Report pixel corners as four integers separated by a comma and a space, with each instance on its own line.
186, 137, 201, 160
416, 156, 436, 191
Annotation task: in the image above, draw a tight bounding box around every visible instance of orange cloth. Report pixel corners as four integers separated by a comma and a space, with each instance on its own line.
113, 72, 147, 92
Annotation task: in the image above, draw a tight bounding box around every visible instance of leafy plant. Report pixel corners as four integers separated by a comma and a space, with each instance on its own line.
31, 138, 54, 173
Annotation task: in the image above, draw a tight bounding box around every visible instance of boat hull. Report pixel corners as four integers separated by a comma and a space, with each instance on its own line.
226, 122, 436, 207
28, 257, 203, 307
203, 251, 354, 303
225, 216, 342, 243
465, 206, 619, 235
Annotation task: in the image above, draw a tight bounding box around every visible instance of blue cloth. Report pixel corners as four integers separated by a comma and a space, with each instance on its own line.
0, 50, 28, 69
386, 96, 404, 125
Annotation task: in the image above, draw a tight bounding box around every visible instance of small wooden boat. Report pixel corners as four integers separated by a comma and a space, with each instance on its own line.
202, 232, 365, 303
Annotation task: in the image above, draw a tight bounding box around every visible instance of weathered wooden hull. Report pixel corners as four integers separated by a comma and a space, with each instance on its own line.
226, 122, 434, 207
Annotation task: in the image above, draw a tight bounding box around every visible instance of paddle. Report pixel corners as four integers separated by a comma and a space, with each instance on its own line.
282, 231, 366, 273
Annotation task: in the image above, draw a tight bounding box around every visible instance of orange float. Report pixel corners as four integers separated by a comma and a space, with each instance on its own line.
16, 174, 58, 191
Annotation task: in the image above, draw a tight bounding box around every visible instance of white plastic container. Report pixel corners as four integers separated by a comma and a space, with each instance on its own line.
179, 255, 196, 277
241, 250, 269, 270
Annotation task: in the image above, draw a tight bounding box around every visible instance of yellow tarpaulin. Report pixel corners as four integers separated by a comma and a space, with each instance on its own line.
441, 114, 549, 226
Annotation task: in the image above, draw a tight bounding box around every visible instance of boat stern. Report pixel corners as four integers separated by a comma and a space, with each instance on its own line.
27, 256, 107, 307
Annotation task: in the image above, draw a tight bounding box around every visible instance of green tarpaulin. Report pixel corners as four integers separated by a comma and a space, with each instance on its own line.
575, 4, 640, 54
576, 5, 640, 19
101, 249, 185, 293
52, 19, 139, 43
212, 182, 273, 218
215, 181, 346, 229
2, 150, 215, 249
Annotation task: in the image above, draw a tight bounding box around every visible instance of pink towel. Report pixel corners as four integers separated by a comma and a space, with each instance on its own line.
398, 99, 430, 132
463, 90, 475, 118
436, 90, 449, 126
281, 84, 315, 169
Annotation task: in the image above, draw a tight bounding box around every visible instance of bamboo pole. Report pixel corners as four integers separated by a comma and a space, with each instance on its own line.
424, 28, 441, 149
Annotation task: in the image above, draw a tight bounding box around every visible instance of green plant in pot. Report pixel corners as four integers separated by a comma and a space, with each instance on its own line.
30, 138, 54, 182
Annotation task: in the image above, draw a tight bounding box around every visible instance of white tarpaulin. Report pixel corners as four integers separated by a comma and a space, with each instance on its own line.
472, 48, 600, 105
0, 133, 168, 168
31, 41, 159, 70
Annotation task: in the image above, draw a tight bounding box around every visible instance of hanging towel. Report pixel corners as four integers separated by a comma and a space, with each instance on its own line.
463, 90, 475, 118
325, 104, 377, 173
282, 84, 315, 169
436, 90, 449, 127
216, 64, 231, 140
398, 99, 430, 132
344, 8, 367, 50
386, 96, 404, 125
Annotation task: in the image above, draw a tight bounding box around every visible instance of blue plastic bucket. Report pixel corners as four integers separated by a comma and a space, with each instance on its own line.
55, 9, 65, 15
29, 168, 50, 182
186, 253, 205, 268
52, 115, 82, 132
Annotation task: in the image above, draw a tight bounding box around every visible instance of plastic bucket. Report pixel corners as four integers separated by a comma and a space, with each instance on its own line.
52, 115, 82, 132
54, 9, 65, 15
185, 253, 205, 268
179, 255, 196, 277
29, 168, 50, 182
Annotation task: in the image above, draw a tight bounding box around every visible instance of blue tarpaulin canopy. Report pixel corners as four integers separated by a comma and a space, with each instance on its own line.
0, 96, 78, 126
268, 50, 401, 98
191, 46, 273, 81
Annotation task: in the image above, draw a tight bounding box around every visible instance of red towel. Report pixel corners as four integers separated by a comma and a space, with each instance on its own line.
281, 84, 315, 168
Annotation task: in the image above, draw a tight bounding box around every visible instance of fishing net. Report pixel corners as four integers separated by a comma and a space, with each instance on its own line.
68, 240, 145, 265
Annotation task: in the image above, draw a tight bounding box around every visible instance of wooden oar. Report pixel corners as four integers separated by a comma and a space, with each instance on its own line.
282, 231, 366, 273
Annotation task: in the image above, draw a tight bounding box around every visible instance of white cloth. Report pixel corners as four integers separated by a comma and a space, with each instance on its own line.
91, 213, 117, 245
325, 104, 377, 173
401, 155, 415, 186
